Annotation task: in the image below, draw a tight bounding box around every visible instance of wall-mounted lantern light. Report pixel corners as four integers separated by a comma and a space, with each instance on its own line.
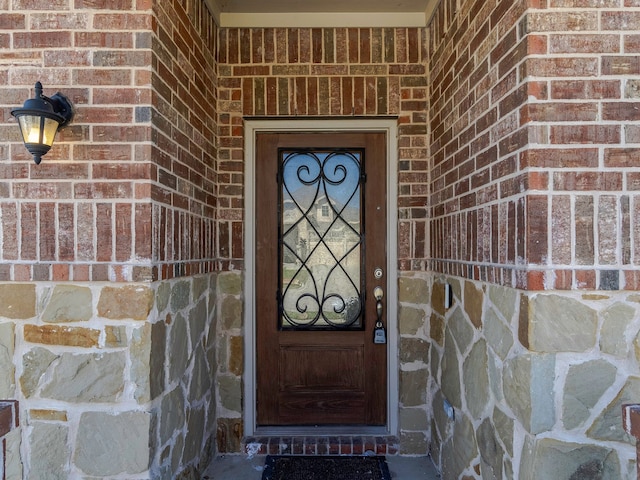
11, 81, 74, 165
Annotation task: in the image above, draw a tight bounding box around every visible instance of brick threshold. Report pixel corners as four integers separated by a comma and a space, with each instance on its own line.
243, 435, 399, 456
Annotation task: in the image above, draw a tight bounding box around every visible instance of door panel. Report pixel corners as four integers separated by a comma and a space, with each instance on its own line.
256, 132, 387, 426
279, 346, 365, 391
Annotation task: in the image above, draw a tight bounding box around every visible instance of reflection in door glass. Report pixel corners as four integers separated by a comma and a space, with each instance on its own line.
279, 149, 364, 330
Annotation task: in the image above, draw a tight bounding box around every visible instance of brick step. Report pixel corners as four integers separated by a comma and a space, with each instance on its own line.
243, 435, 399, 456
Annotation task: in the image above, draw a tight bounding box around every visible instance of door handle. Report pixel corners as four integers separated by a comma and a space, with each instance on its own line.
374, 286, 383, 318
373, 286, 386, 344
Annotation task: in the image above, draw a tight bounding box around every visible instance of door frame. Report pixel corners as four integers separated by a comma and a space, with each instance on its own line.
243, 118, 399, 436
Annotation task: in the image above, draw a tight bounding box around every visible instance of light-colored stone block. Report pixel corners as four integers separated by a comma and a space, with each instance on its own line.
189, 343, 212, 402
563, 359, 617, 430
169, 313, 190, 383
527, 294, 597, 352
40, 351, 126, 402
131, 323, 152, 402
221, 296, 242, 330
97, 285, 153, 320
399, 431, 428, 455
441, 329, 462, 409
398, 275, 429, 305
156, 282, 171, 312
171, 280, 191, 312
441, 412, 477, 479
4, 428, 22, 480
105, 325, 128, 347
429, 312, 444, 346
28, 422, 69, 479
484, 306, 513, 360
487, 284, 518, 324
600, 302, 635, 357
492, 407, 514, 457
400, 406, 429, 431
476, 417, 504, 480
192, 274, 210, 301
431, 389, 452, 442
20, 347, 58, 398
183, 406, 205, 465
218, 374, 242, 413
400, 336, 429, 365
218, 271, 242, 295
74, 411, 151, 476
588, 376, 640, 443
399, 368, 428, 406
463, 339, 489, 419
188, 297, 208, 348
150, 318, 167, 399
487, 348, 504, 402
398, 305, 425, 335
0, 284, 35, 319
503, 353, 555, 434
160, 387, 185, 444
519, 438, 620, 480
448, 306, 474, 355
0, 322, 15, 397
42, 285, 92, 323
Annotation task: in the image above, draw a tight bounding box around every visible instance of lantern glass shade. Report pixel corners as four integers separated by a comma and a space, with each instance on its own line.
17, 114, 60, 147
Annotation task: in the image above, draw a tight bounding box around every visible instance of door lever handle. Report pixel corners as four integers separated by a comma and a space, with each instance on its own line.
374, 286, 383, 301
373, 286, 386, 344
374, 286, 384, 320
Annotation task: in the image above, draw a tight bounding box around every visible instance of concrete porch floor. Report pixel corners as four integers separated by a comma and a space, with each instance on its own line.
202, 454, 441, 479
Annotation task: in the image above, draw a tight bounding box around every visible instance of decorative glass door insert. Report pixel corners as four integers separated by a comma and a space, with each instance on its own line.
278, 149, 364, 330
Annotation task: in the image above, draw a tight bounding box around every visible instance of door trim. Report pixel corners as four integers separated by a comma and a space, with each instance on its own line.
243, 119, 399, 437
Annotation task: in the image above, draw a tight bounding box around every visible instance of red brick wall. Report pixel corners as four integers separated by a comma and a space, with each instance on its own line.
152, 0, 218, 279
0, 0, 217, 283
429, 0, 640, 291
216, 27, 430, 270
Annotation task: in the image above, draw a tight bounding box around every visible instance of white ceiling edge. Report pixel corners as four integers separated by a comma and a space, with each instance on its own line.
220, 12, 427, 28
204, 0, 437, 27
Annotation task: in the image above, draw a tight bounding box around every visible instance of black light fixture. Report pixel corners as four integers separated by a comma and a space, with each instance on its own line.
11, 81, 74, 165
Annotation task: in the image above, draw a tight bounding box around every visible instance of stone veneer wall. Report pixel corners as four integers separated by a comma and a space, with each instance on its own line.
425, 275, 640, 478
0, 0, 222, 478
0, 278, 218, 479
427, 0, 640, 477
216, 25, 430, 453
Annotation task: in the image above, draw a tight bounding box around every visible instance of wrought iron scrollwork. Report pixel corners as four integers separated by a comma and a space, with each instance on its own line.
279, 149, 364, 330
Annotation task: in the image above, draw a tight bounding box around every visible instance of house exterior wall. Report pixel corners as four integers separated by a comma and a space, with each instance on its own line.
428, 0, 640, 477
0, 1, 220, 478
1, 0, 639, 478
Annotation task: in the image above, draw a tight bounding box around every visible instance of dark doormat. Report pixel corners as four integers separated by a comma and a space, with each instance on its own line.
261, 455, 392, 480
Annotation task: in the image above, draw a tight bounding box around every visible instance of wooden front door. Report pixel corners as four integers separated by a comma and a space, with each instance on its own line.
255, 131, 387, 426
